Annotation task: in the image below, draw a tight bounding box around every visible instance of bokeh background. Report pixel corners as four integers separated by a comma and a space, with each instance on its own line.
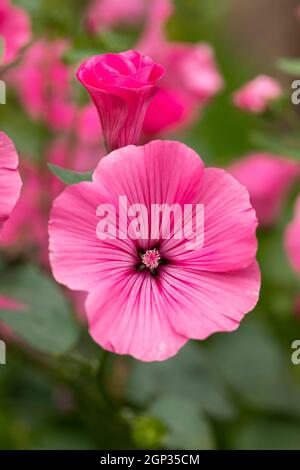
1, 0, 300, 450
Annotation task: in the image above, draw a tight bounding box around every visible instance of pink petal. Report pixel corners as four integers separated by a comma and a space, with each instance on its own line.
86, 273, 188, 361
86, 0, 146, 33
233, 75, 282, 113
230, 153, 299, 226
162, 261, 261, 340
162, 168, 258, 272
49, 181, 135, 292
143, 88, 197, 135
0, 0, 31, 65
0, 132, 22, 231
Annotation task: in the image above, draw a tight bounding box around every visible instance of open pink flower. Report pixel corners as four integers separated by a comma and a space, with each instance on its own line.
285, 197, 300, 274
7, 39, 75, 130
49, 140, 260, 361
139, 0, 223, 135
86, 0, 146, 33
0, 0, 31, 65
230, 153, 299, 226
233, 75, 282, 113
76, 50, 164, 151
0, 132, 22, 234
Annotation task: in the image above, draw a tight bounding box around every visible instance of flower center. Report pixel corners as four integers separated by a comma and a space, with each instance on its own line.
136, 248, 166, 278
142, 249, 161, 270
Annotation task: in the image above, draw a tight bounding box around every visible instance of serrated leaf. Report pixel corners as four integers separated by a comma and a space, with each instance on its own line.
0, 265, 79, 354
48, 163, 92, 185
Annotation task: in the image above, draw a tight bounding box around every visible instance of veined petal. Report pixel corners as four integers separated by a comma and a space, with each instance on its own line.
86, 272, 188, 361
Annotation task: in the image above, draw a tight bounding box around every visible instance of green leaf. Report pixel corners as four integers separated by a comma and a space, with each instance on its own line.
208, 317, 300, 416
31, 429, 96, 450
277, 58, 300, 76
62, 49, 105, 65
128, 343, 235, 420
150, 397, 214, 450
0, 265, 79, 354
233, 418, 300, 450
48, 163, 93, 185
251, 131, 300, 160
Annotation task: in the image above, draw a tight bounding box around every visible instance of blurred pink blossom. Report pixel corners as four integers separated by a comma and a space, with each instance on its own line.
143, 88, 196, 136
0, 161, 47, 259
76, 50, 164, 151
229, 153, 299, 226
86, 0, 146, 33
7, 39, 75, 130
139, 0, 223, 135
0, 0, 31, 65
233, 75, 282, 113
47, 104, 105, 196
0, 296, 26, 311
0, 132, 22, 234
1, 105, 104, 265
49, 140, 260, 361
285, 196, 300, 274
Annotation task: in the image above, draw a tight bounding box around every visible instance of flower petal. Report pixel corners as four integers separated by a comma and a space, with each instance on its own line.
162, 261, 260, 340
86, 272, 188, 361
0, 132, 22, 231
162, 168, 258, 272
49, 181, 137, 291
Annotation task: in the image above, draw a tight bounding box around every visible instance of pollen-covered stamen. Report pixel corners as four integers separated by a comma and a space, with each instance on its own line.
141, 249, 161, 270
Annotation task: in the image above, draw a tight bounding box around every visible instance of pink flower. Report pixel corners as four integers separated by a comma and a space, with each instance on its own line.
143, 88, 196, 136
139, 0, 223, 135
0, 132, 22, 234
233, 75, 282, 113
49, 140, 260, 361
230, 153, 299, 226
0, 295, 25, 310
285, 196, 300, 274
0, 0, 31, 65
47, 104, 106, 197
76, 50, 164, 151
0, 161, 47, 258
7, 39, 75, 130
86, 0, 146, 33
76, 104, 103, 146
